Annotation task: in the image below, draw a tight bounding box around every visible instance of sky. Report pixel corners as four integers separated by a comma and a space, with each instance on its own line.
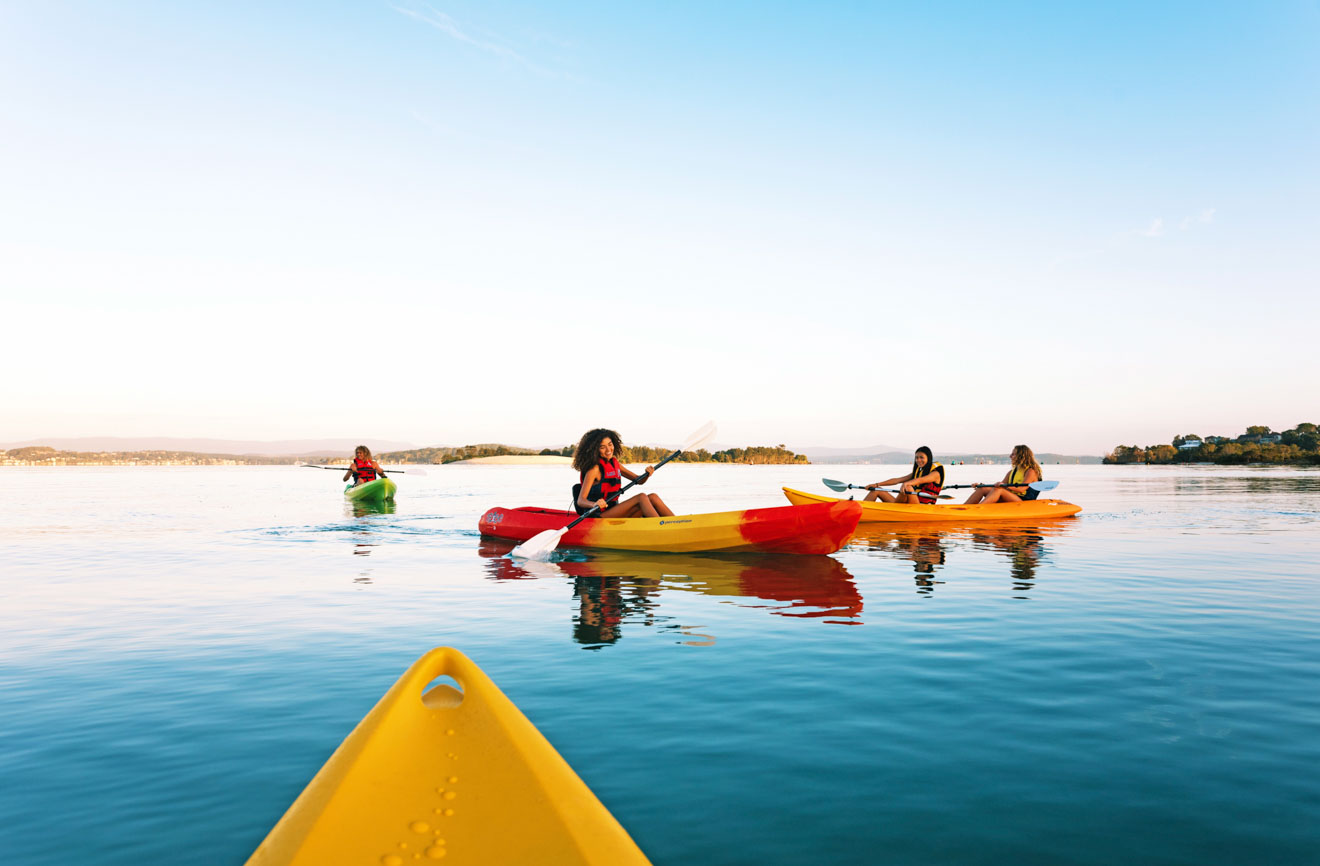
2, 1, 1317, 455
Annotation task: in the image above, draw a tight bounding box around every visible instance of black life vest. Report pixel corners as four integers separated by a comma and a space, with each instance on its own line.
915, 462, 943, 504
351, 457, 377, 483
574, 457, 622, 511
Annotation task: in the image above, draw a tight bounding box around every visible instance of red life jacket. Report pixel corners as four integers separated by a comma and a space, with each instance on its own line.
915, 462, 943, 504
352, 456, 377, 483
578, 457, 622, 505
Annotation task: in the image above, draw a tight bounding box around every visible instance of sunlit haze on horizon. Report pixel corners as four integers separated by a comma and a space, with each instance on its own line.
2, 2, 1316, 455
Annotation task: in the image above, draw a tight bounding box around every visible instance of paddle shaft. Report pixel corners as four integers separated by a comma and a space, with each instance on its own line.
304, 464, 406, 474
940, 480, 1055, 491
560, 449, 683, 533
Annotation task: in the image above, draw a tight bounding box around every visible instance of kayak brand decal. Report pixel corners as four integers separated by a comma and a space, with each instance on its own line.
658, 519, 692, 526
486, 511, 504, 524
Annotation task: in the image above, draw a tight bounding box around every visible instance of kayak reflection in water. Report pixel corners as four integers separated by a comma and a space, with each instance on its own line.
342, 444, 387, 487
964, 444, 1041, 504
572, 428, 674, 518
861, 446, 945, 504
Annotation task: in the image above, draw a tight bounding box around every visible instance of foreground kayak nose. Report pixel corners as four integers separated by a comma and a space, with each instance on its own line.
245, 647, 651, 865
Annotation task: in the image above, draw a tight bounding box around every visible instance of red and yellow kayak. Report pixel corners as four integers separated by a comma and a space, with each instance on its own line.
478, 501, 862, 555
782, 487, 1082, 523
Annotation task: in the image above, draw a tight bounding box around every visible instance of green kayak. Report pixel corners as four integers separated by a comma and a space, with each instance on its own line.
344, 477, 397, 503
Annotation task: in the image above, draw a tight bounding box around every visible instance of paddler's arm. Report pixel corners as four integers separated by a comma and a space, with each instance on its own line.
374, 459, 387, 478
342, 466, 353, 482
909, 466, 944, 488
867, 473, 907, 489
1007, 467, 1038, 495
577, 466, 607, 512
621, 464, 655, 484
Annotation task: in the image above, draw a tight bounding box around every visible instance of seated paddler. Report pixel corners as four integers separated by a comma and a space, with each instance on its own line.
572, 428, 674, 518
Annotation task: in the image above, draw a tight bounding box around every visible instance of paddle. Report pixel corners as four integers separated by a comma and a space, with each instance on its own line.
940, 480, 1058, 492
510, 421, 717, 561
299, 463, 423, 476
821, 478, 952, 499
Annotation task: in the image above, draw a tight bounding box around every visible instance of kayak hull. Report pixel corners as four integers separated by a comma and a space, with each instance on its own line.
782, 487, 1082, 522
246, 648, 650, 866
478, 501, 861, 555
344, 477, 397, 503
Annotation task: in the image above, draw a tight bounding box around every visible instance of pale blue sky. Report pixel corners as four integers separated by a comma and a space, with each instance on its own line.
2, 2, 1317, 453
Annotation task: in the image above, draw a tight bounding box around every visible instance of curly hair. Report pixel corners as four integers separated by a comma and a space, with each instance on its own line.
572, 428, 622, 474
354, 445, 373, 460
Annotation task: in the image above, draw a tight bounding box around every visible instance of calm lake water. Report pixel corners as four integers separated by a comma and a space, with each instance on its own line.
2, 463, 1318, 864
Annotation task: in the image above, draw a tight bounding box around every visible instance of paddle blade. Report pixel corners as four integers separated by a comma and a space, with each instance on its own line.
509, 527, 567, 561
1029, 480, 1059, 492
681, 420, 718, 453
822, 478, 850, 492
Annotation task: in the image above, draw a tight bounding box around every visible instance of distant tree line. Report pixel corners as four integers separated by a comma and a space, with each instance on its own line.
381, 443, 810, 465
2, 446, 304, 465
1104, 423, 1319, 465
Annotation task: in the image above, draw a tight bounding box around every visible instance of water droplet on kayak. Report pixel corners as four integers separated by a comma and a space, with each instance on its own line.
443, 808, 454, 817
443, 791, 457, 800
425, 845, 447, 859
435, 786, 445, 795
446, 729, 455, 736
382, 855, 403, 866
448, 776, 458, 783
410, 821, 430, 833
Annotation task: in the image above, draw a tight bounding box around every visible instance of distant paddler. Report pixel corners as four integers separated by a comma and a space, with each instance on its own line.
861, 446, 945, 504
343, 445, 387, 487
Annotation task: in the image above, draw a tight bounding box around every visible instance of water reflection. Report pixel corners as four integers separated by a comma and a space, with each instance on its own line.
345, 499, 395, 572
851, 523, 1070, 596
476, 542, 863, 647
348, 499, 396, 519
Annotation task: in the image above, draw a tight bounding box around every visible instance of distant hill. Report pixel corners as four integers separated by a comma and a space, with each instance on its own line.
0, 437, 416, 456
797, 444, 907, 461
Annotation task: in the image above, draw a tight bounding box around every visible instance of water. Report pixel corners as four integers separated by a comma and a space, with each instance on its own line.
2, 464, 1318, 864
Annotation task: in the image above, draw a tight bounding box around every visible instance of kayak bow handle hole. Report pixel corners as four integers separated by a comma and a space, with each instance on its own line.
421, 675, 464, 709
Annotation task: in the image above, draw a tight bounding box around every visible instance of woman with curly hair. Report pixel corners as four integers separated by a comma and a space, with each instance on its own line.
572, 428, 674, 518
965, 444, 1043, 504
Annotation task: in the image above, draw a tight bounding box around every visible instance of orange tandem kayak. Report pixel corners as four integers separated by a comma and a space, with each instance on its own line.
782, 487, 1082, 523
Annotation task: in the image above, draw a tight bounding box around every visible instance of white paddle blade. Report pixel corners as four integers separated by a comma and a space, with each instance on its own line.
822, 478, 849, 492
681, 420, 718, 453
510, 527, 566, 561
1029, 480, 1059, 492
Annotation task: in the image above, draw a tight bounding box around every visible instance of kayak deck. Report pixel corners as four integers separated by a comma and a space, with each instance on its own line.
478, 501, 861, 555
782, 487, 1082, 522
345, 477, 397, 503
245, 648, 650, 866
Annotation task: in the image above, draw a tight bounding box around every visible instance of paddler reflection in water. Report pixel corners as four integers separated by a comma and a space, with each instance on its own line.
862, 446, 944, 504
572, 428, 674, 517
342, 445, 386, 487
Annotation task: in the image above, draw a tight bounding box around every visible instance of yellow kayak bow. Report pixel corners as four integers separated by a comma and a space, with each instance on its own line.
246, 648, 650, 865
